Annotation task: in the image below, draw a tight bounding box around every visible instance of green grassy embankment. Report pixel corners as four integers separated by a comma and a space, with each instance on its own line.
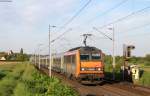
138, 66, 150, 87
0, 63, 78, 96
104, 61, 150, 87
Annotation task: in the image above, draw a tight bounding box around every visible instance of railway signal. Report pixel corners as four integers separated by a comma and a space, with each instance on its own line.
122, 44, 135, 80
123, 44, 135, 59
126, 45, 135, 58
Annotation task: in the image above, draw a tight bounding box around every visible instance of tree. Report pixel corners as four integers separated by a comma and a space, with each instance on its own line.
145, 54, 150, 61
20, 48, 23, 54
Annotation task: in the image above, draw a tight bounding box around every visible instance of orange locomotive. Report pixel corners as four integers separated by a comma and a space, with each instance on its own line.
51, 46, 104, 84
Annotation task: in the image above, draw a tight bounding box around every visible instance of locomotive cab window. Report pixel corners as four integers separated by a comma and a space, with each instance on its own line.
92, 53, 101, 60
80, 54, 90, 61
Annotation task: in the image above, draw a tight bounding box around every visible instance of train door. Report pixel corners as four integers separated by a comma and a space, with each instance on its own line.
61, 56, 64, 72
67, 56, 72, 75
71, 55, 76, 76
64, 56, 70, 74
64, 55, 76, 77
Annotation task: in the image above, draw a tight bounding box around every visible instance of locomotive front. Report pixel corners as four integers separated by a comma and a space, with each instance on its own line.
77, 47, 104, 84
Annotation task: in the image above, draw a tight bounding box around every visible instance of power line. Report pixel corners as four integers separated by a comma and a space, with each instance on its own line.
93, 27, 113, 41
88, 0, 128, 23
96, 6, 150, 29
51, 0, 92, 47
51, 28, 72, 43
120, 22, 150, 35
117, 22, 150, 38
125, 32, 150, 38
58, 0, 92, 31
92, 34, 109, 40
0, 0, 12, 2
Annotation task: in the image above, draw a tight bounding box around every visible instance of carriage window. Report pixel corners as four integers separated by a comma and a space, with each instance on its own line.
80, 54, 90, 61
92, 53, 101, 60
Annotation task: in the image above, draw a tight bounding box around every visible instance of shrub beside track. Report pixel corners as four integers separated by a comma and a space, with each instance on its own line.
0, 63, 78, 96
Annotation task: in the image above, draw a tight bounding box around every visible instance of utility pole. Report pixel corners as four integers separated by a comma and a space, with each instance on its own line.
38, 44, 43, 69
46, 56, 48, 67
82, 34, 92, 46
34, 54, 36, 65
93, 26, 116, 80
49, 25, 56, 77
111, 25, 116, 80
34, 48, 37, 66
38, 49, 41, 69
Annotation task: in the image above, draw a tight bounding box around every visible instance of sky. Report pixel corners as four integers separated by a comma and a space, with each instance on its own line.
0, 0, 150, 56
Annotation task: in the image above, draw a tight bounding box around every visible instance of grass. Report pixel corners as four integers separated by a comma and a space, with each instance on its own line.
137, 66, 150, 87
0, 63, 78, 96
104, 62, 150, 87
0, 64, 25, 96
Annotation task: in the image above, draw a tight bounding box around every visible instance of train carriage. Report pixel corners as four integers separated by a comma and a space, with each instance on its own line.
51, 53, 63, 73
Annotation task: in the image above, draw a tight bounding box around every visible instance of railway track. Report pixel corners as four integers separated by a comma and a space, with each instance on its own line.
38, 66, 150, 96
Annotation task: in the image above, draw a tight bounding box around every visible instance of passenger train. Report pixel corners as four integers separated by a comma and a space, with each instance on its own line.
35, 46, 105, 84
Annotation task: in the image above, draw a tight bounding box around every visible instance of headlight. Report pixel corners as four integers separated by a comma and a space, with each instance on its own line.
81, 68, 85, 71
97, 68, 101, 71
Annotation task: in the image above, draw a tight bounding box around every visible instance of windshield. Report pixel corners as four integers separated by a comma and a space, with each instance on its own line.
91, 53, 101, 60
80, 52, 101, 61
80, 54, 90, 61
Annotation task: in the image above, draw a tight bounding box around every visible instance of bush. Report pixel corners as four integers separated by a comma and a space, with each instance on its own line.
13, 63, 78, 96
0, 70, 6, 80
0, 79, 16, 96
0, 64, 25, 96
0, 63, 78, 96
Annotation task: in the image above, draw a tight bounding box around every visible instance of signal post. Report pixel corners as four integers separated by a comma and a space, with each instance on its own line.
122, 44, 135, 81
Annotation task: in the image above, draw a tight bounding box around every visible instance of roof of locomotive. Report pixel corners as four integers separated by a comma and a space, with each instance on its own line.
68, 46, 101, 52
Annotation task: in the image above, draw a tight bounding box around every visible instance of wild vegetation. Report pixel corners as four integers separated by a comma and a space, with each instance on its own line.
0, 63, 78, 96
104, 54, 150, 86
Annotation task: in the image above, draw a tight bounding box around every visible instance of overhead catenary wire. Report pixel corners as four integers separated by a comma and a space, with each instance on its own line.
119, 22, 150, 36
92, 34, 109, 39
50, 0, 92, 48
88, 0, 129, 23
96, 6, 150, 29
0, 0, 12, 2
53, 0, 127, 48
57, 0, 92, 32
117, 22, 150, 38
51, 28, 72, 43
93, 27, 113, 41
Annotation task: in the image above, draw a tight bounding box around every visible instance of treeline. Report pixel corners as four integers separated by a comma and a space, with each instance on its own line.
6, 53, 29, 61
105, 54, 150, 65
1, 48, 29, 61
104, 54, 150, 72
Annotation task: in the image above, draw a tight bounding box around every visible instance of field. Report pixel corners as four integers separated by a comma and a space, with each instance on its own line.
138, 66, 150, 87
104, 62, 150, 87
0, 62, 78, 96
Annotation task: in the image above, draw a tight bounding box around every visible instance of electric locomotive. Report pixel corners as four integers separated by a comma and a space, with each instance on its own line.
51, 46, 104, 84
